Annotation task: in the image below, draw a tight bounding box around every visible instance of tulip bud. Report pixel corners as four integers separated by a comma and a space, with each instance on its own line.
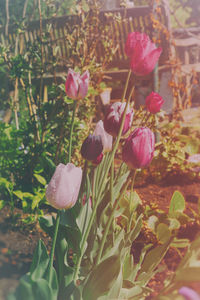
65, 69, 89, 100
125, 32, 162, 76
93, 120, 113, 152
179, 287, 200, 300
104, 102, 134, 137
81, 134, 103, 161
145, 91, 164, 113
46, 163, 82, 210
122, 127, 155, 169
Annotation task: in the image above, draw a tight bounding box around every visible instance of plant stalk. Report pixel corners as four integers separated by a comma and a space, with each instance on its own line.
47, 210, 61, 283
74, 84, 135, 281
121, 69, 132, 102
68, 101, 77, 163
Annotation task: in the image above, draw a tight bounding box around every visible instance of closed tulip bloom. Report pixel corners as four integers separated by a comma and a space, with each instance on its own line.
46, 163, 82, 210
93, 120, 113, 152
104, 102, 134, 137
179, 287, 200, 300
81, 134, 103, 161
92, 152, 104, 166
65, 69, 89, 100
145, 91, 164, 113
125, 32, 162, 76
122, 127, 155, 169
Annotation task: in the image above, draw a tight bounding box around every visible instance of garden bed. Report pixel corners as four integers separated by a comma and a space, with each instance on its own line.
0, 176, 200, 300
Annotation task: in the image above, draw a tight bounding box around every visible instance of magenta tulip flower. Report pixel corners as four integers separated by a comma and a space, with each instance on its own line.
81, 134, 103, 161
65, 69, 89, 100
179, 287, 200, 300
145, 91, 164, 113
46, 163, 82, 210
122, 127, 155, 169
125, 32, 162, 76
93, 120, 113, 152
104, 102, 134, 137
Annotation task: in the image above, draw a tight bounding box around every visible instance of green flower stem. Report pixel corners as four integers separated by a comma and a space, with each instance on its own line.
110, 160, 114, 203
68, 100, 78, 163
78, 160, 88, 201
121, 69, 132, 103
48, 100, 78, 285
46, 210, 61, 284
74, 85, 134, 282
96, 170, 135, 264
127, 169, 137, 233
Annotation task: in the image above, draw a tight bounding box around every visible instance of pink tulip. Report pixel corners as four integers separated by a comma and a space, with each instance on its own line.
104, 102, 134, 137
125, 32, 162, 76
145, 91, 164, 113
46, 163, 82, 210
122, 127, 155, 169
81, 134, 103, 161
93, 120, 113, 152
179, 287, 200, 300
65, 69, 89, 100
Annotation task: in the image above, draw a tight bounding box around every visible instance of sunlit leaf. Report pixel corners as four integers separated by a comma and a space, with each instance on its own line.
169, 191, 185, 216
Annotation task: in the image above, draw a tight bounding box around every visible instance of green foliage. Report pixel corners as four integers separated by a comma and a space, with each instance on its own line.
7, 240, 58, 300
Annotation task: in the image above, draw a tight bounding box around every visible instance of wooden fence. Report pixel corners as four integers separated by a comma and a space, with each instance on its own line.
0, 5, 169, 79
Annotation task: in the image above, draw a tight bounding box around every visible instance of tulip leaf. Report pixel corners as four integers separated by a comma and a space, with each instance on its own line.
138, 239, 171, 283
32, 279, 54, 300
119, 286, 143, 299
171, 238, 190, 248
169, 191, 185, 216
105, 266, 123, 299
76, 197, 92, 234
13, 275, 34, 300
30, 239, 49, 280
156, 223, 171, 244
82, 255, 121, 300
60, 281, 81, 300
39, 215, 54, 238
175, 235, 200, 280
101, 229, 125, 262
125, 214, 143, 247
123, 252, 134, 280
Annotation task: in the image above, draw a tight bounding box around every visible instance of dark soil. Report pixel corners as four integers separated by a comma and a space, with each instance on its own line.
0, 176, 200, 299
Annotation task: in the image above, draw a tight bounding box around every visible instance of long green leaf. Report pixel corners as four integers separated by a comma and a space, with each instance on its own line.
82, 255, 121, 300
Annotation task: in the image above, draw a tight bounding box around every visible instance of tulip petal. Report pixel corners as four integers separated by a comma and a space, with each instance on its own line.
179, 287, 200, 300
93, 120, 113, 152
78, 70, 90, 99
46, 163, 82, 210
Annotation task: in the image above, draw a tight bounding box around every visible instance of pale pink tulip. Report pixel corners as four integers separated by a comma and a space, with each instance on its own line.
46, 163, 82, 209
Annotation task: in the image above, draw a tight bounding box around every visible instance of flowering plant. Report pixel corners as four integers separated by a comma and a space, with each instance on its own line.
8, 32, 200, 300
